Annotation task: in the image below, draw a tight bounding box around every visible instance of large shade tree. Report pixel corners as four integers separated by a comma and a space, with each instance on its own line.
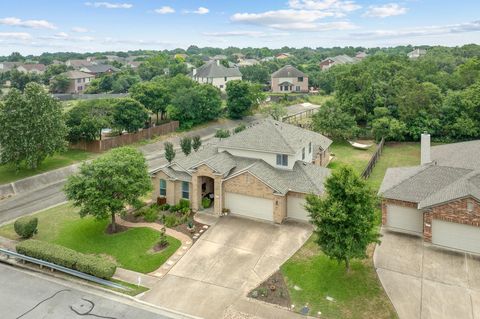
129, 80, 170, 123
305, 166, 379, 272
0, 83, 67, 169
113, 98, 149, 133
64, 147, 152, 233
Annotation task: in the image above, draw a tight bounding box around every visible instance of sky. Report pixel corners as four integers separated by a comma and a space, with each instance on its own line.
0, 0, 479, 55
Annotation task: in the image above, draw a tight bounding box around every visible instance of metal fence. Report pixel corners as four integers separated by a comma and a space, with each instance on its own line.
0, 248, 128, 290
361, 137, 385, 179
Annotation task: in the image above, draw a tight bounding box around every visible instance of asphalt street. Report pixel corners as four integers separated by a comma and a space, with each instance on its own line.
0, 263, 194, 319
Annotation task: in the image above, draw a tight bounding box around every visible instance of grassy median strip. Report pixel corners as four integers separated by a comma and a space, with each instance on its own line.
0, 203, 181, 274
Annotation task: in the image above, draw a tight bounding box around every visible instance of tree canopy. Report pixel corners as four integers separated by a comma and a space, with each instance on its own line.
113, 98, 149, 133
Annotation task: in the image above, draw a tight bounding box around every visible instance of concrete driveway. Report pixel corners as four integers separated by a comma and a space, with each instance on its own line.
374, 229, 480, 319
141, 216, 312, 319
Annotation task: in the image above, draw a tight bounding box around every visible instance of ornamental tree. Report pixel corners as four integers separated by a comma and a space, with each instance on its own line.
164, 142, 175, 163
192, 136, 202, 152
64, 147, 151, 233
180, 137, 192, 156
305, 166, 379, 272
0, 83, 67, 169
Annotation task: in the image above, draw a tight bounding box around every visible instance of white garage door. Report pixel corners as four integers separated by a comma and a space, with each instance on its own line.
224, 192, 273, 221
432, 220, 480, 254
387, 205, 423, 235
287, 196, 309, 221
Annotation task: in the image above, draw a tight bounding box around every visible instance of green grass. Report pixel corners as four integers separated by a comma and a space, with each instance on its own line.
306, 94, 333, 105
367, 142, 420, 191
0, 204, 181, 274
0, 149, 94, 184
328, 141, 376, 174
281, 236, 397, 319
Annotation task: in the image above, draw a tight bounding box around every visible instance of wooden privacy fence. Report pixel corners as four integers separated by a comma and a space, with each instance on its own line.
70, 121, 179, 153
361, 137, 385, 179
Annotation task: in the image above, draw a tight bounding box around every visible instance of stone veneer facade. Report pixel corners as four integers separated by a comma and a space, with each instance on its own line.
382, 197, 480, 242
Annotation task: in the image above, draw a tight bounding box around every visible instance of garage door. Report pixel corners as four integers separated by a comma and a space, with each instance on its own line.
287, 196, 309, 221
224, 192, 273, 221
432, 220, 480, 254
386, 205, 423, 235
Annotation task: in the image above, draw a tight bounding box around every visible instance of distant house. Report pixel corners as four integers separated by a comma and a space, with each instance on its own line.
126, 61, 142, 69
232, 53, 245, 60
319, 54, 358, 71
191, 60, 242, 91
275, 53, 291, 60
408, 48, 427, 60
80, 64, 119, 76
271, 65, 308, 93
237, 59, 259, 67
211, 55, 227, 61
66, 59, 93, 69
0, 62, 20, 73
355, 51, 368, 60
63, 70, 95, 94
17, 63, 46, 74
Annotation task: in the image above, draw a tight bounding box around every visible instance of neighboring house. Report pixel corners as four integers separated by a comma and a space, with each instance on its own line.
407, 48, 427, 59
271, 65, 308, 93
151, 119, 332, 223
275, 53, 291, 60
379, 134, 480, 254
80, 64, 119, 76
355, 51, 368, 60
237, 58, 259, 67
211, 54, 227, 61
65, 59, 94, 69
319, 55, 358, 71
191, 60, 242, 91
17, 63, 46, 74
63, 70, 95, 93
0, 62, 20, 73
126, 61, 142, 69
260, 56, 275, 62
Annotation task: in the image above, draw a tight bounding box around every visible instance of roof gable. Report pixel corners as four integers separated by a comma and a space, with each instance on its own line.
271, 65, 305, 78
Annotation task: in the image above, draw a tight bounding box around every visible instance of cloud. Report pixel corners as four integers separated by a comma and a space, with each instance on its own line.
155, 6, 175, 14
72, 27, 89, 33
39, 33, 95, 42
0, 17, 56, 29
351, 20, 480, 39
84, 2, 132, 9
363, 3, 407, 18
0, 32, 31, 40
190, 7, 209, 15
231, 0, 360, 31
203, 31, 267, 37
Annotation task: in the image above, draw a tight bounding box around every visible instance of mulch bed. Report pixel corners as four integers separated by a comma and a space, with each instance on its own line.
104, 223, 129, 234
248, 270, 291, 308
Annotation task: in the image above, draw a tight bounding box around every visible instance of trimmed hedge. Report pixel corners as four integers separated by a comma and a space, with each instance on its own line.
16, 240, 116, 279
14, 216, 38, 239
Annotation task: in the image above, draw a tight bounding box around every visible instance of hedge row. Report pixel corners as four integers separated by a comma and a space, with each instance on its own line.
16, 240, 116, 279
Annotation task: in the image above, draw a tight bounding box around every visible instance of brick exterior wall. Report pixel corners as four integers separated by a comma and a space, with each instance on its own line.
424, 197, 480, 242
151, 171, 190, 206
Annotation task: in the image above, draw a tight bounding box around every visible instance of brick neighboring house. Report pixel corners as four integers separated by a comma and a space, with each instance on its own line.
63, 70, 95, 93
379, 135, 480, 254
271, 65, 308, 93
151, 119, 332, 223
191, 60, 242, 91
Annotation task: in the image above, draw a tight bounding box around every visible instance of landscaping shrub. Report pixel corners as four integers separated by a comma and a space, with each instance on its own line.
215, 129, 230, 139
234, 124, 246, 134
16, 240, 116, 279
202, 197, 211, 209
169, 204, 180, 213
14, 216, 38, 239
159, 203, 170, 211
158, 227, 168, 248
143, 207, 159, 222
163, 214, 180, 228
179, 199, 190, 209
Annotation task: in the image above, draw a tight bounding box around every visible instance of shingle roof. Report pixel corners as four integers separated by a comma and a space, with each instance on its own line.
271, 65, 305, 78
64, 70, 95, 79
217, 119, 332, 154
431, 140, 480, 169
162, 166, 191, 182
193, 61, 242, 78
81, 64, 119, 74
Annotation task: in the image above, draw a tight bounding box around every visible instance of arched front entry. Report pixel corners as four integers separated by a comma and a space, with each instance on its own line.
198, 176, 215, 211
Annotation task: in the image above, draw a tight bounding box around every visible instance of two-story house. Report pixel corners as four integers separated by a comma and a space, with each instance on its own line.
191, 60, 242, 91
151, 120, 332, 223
319, 55, 358, 71
17, 63, 46, 74
63, 70, 95, 93
271, 65, 309, 93
80, 64, 119, 77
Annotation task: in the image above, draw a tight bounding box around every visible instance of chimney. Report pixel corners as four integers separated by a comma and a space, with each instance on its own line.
421, 133, 431, 165
216, 60, 220, 66
192, 68, 197, 76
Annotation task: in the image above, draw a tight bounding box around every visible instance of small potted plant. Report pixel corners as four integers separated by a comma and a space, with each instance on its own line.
187, 218, 195, 233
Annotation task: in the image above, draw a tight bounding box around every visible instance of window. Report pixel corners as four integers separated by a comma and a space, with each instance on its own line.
309, 142, 312, 154
219, 85, 224, 89
302, 147, 305, 160
284, 85, 289, 91
276, 154, 288, 167
182, 181, 189, 199
224, 76, 227, 81
298, 77, 303, 82
467, 200, 474, 212
77, 78, 82, 83
159, 179, 167, 196
280, 86, 283, 91
296, 86, 301, 91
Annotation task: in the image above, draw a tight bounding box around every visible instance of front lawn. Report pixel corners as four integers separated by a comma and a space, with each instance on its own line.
0, 204, 181, 274
281, 237, 397, 319
328, 141, 376, 174
0, 149, 94, 184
